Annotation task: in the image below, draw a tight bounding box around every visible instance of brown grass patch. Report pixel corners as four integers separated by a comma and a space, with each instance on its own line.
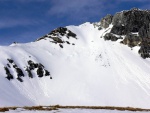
49, 106, 150, 111
23, 106, 58, 111
0, 107, 9, 112
0, 107, 17, 112
0, 105, 150, 112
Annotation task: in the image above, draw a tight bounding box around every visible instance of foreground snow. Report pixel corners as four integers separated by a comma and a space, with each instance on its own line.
5, 109, 150, 113
0, 22, 150, 108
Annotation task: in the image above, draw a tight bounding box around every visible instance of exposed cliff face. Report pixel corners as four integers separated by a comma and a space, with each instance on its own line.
100, 8, 150, 58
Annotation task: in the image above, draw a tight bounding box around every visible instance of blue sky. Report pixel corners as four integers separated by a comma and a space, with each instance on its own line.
0, 0, 149, 45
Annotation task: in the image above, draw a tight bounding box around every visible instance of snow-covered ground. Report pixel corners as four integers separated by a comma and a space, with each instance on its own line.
5, 109, 150, 113
0, 22, 150, 108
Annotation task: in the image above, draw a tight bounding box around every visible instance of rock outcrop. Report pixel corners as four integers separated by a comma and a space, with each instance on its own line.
4, 67, 14, 80
111, 8, 150, 35
100, 14, 113, 28
100, 8, 150, 58
4, 59, 52, 82
104, 33, 120, 41
36, 27, 77, 48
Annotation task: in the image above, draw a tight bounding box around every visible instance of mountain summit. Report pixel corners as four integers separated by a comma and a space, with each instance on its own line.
0, 8, 150, 108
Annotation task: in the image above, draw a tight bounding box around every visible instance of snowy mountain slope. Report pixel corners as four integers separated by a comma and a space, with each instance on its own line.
1, 9, 150, 108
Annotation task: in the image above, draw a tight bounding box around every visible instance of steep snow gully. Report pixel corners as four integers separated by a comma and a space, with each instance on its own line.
1, 8, 150, 109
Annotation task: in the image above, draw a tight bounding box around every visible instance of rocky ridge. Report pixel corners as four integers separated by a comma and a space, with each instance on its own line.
99, 8, 150, 58
37, 27, 77, 48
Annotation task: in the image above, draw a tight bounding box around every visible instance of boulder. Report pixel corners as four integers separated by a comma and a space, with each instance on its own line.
7, 59, 14, 64
50, 37, 63, 43
4, 67, 14, 80
28, 60, 38, 70
67, 30, 77, 38
17, 77, 23, 82
45, 70, 50, 76
16, 68, 24, 77
59, 44, 63, 48
37, 63, 44, 77
103, 33, 118, 41
13, 64, 18, 68
26, 67, 33, 78
37, 67, 44, 77
66, 41, 70, 44
7, 64, 10, 68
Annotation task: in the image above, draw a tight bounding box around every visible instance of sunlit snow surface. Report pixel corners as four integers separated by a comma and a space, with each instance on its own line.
5, 109, 150, 113
0, 22, 150, 108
